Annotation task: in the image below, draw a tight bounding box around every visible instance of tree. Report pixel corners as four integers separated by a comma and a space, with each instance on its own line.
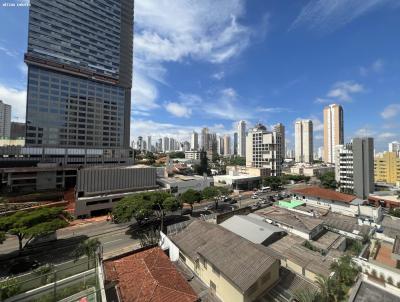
180, 189, 202, 211
112, 191, 173, 224
0, 278, 20, 300
293, 289, 320, 302
202, 187, 221, 200
163, 196, 181, 212
318, 171, 337, 189
0, 207, 68, 251
0, 232, 5, 244
314, 275, 335, 302
74, 238, 101, 270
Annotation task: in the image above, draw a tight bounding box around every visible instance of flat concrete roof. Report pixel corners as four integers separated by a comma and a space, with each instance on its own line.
220, 215, 285, 244
350, 280, 400, 302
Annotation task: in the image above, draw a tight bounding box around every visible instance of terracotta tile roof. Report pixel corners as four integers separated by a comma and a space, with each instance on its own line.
170, 220, 279, 293
291, 187, 356, 203
104, 247, 198, 302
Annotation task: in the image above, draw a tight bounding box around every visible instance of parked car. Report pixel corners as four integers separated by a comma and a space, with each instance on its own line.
204, 205, 215, 211
251, 195, 259, 199
228, 199, 237, 204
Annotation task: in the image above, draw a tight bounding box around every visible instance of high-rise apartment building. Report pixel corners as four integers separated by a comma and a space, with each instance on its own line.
324, 104, 344, 163
295, 120, 313, 163
375, 152, 400, 185
335, 137, 374, 199
388, 141, 400, 156
0, 100, 11, 138
223, 135, 231, 156
136, 136, 143, 151
274, 123, 285, 164
218, 136, 224, 155
25, 0, 133, 150
163, 137, 169, 152
147, 136, 152, 152
238, 120, 246, 157
201, 128, 209, 151
246, 124, 283, 176
191, 131, 199, 151
233, 132, 238, 155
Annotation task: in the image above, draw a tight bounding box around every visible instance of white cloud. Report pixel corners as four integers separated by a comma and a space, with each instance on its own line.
212, 71, 225, 80
381, 104, 400, 119
164, 102, 192, 118
355, 127, 376, 137
0, 45, 18, 58
256, 107, 291, 113
291, 0, 399, 33
0, 84, 26, 122
360, 59, 384, 76
132, 0, 257, 112
326, 81, 364, 101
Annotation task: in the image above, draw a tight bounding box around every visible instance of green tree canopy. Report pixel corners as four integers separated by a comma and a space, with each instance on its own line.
180, 189, 202, 210
0, 207, 68, 251
262, 176, 283, 191
202, 186, 221, 200
319, 171, 337, 189
169, 151, 185, 159
112, 191, 173, 224
163, 196, 181, 212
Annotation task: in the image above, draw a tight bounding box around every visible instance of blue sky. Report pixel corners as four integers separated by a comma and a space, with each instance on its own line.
1, 0, 400, 151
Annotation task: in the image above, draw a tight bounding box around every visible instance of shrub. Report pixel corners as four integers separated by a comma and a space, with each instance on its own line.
387, 276, 393, 285
371, 269, 377, 277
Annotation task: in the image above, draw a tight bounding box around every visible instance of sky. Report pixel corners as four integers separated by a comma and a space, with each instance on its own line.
0, 0, 400, 151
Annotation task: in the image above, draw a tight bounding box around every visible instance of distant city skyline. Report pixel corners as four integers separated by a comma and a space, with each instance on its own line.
1, 1, 400, 151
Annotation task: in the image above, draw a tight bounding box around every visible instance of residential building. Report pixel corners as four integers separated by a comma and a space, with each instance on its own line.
218, 136, 224, 155
388, 141, 400, 155
162, 220, 280, 302
233, 132, 238, 155
157, 138, 162, 152
10, 122, 25, 139
352, 137, 374, 199
295, 120, 313, 163
375, 151, 400, 186
335, 138, 374, 199
274, 123, 285, 164
0, 100, 11, 138
185, 150, 201, 160
163, 137, 170, 152
201, 127, 209, 151
182, 141, 190, 151
147, 136, 151, 151
226, 165, 271, 177
191, 131, 199, 151
323, 104, 344, 163
238, 120, 246, 157
104, 246, 198, 302
245, 123, 283, 176
25, 0, 133, 153
136, 136, 143, 150
317, 146, 324, 161
169, 137, 176, 151
223, 134, 231, 156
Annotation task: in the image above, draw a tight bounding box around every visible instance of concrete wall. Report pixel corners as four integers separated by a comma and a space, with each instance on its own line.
76, 167, 157, 196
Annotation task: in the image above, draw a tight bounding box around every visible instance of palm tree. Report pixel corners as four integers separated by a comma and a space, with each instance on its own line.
315, 275, 335, 302
74, 238, 101, 269
293, 289, 319, 302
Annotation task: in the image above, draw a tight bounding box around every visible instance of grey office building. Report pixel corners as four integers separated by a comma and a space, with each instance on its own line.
352, 137, 374, 199
25, 0, 133, 150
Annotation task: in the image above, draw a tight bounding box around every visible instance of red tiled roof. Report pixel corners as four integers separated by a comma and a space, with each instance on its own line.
291, 187, 356, 203
104, 247, 198, 302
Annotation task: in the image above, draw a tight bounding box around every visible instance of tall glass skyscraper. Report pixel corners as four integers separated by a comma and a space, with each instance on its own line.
25, 0, 133, 150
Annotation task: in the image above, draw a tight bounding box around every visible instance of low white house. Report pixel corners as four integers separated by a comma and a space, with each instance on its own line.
157, 174, 213, 195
